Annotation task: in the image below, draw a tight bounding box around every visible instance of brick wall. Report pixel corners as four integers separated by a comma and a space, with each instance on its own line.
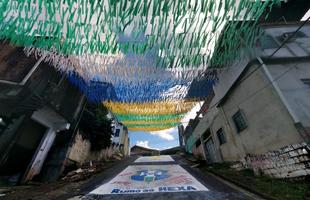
232, 142, 310, 179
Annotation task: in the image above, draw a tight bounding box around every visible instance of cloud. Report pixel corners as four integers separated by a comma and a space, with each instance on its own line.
136, 140, 150, 148
150, 127, 177, 141
181, 102, 203, 128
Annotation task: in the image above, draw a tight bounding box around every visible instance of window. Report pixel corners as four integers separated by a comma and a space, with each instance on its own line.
202, 129, 211, 141
216, 128, 226, 145
114, 129, 120, 137
301, 79, 310, 87
232, 110, 248, 133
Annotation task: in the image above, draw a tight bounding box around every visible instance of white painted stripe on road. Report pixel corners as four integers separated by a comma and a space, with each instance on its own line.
134, 155, 174, 163
90, 164, 208, 195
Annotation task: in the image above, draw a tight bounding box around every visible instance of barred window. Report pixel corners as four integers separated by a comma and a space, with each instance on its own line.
232, 110, 247, 133
216, 128, 226, 145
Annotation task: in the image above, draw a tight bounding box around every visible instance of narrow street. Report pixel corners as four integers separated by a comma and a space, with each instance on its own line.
0, 2, 309, 200
76, 155, 260, 200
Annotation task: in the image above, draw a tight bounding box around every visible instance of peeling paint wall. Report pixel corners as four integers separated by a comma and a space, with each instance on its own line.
219, 64, 304, 158
232, 142, 310, 179
88, 146, 116, 162
68, 132, 91, 164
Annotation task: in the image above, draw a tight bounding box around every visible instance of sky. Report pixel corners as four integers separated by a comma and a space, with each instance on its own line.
128, 102, 203, 150
129, 127, 179, 150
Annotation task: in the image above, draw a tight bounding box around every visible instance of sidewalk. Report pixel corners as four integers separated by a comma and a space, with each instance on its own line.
200, 163, 309, 200
179, 153, 309, 200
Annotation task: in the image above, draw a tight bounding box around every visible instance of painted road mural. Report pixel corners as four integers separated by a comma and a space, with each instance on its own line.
134, 155, 174, 163
89, 164, 208, 195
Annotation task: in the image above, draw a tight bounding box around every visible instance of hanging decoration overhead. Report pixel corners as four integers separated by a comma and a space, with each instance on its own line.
105, 101, 194, 131
1, 0, 280, 68
0, 0, 280, 131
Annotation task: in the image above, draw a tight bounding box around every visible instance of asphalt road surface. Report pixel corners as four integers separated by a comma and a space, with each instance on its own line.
76, 155, 261, 200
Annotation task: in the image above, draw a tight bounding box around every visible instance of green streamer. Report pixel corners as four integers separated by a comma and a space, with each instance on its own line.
126, 122, 181, 128
0, 0, 280, 68
115, 113, 185, 121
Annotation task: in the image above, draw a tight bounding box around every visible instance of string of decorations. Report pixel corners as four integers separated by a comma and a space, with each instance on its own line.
104, 101, 196, 115
0, 0, 280, 131
1, 0, 280, 68
114, 113, 185, 131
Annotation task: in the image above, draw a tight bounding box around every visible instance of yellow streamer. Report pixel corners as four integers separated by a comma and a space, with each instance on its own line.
122, 118, 182, 125
103, 100, 196, 115
128, 126, 177, 132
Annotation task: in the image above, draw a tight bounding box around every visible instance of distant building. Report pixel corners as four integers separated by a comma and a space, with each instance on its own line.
112, 122, 130, 156
130, 145, 160, 156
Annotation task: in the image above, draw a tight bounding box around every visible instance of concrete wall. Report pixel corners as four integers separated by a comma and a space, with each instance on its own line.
262, 24, 310, 58
219, 64, 304, 160
68, 132, 91, 164
123, 134, 130, 156
190, 58, 250, 160
267, 62, 310, 127
119, 127, 129, 156
209, 112, 244, 161
23, 106, 71, 182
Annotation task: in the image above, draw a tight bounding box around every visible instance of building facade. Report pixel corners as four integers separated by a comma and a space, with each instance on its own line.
112, 122, 130, 156
185, 23, 310, 178
0, 42, 86, 184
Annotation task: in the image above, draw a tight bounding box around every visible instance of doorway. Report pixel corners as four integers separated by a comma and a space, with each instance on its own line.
204, 138, 217, 164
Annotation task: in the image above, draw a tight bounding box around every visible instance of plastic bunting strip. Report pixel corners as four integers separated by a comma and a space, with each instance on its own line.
24, 47, 215, 104
0, 0, 280, 131
127, 126, 181, 132
114, 113, 186, 122
122, 118, 182, 125
24, 47, 207, 83
104, 101, 196, 115
66, 70, 192, 103
105, 100, 194, 131
1, 0, 280, 68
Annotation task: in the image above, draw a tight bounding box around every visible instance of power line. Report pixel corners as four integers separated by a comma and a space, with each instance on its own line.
238, 16, 310, 85
184, 17, 310, 126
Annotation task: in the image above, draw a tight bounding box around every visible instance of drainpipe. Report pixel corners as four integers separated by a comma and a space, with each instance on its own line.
257, 57, 309, 142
